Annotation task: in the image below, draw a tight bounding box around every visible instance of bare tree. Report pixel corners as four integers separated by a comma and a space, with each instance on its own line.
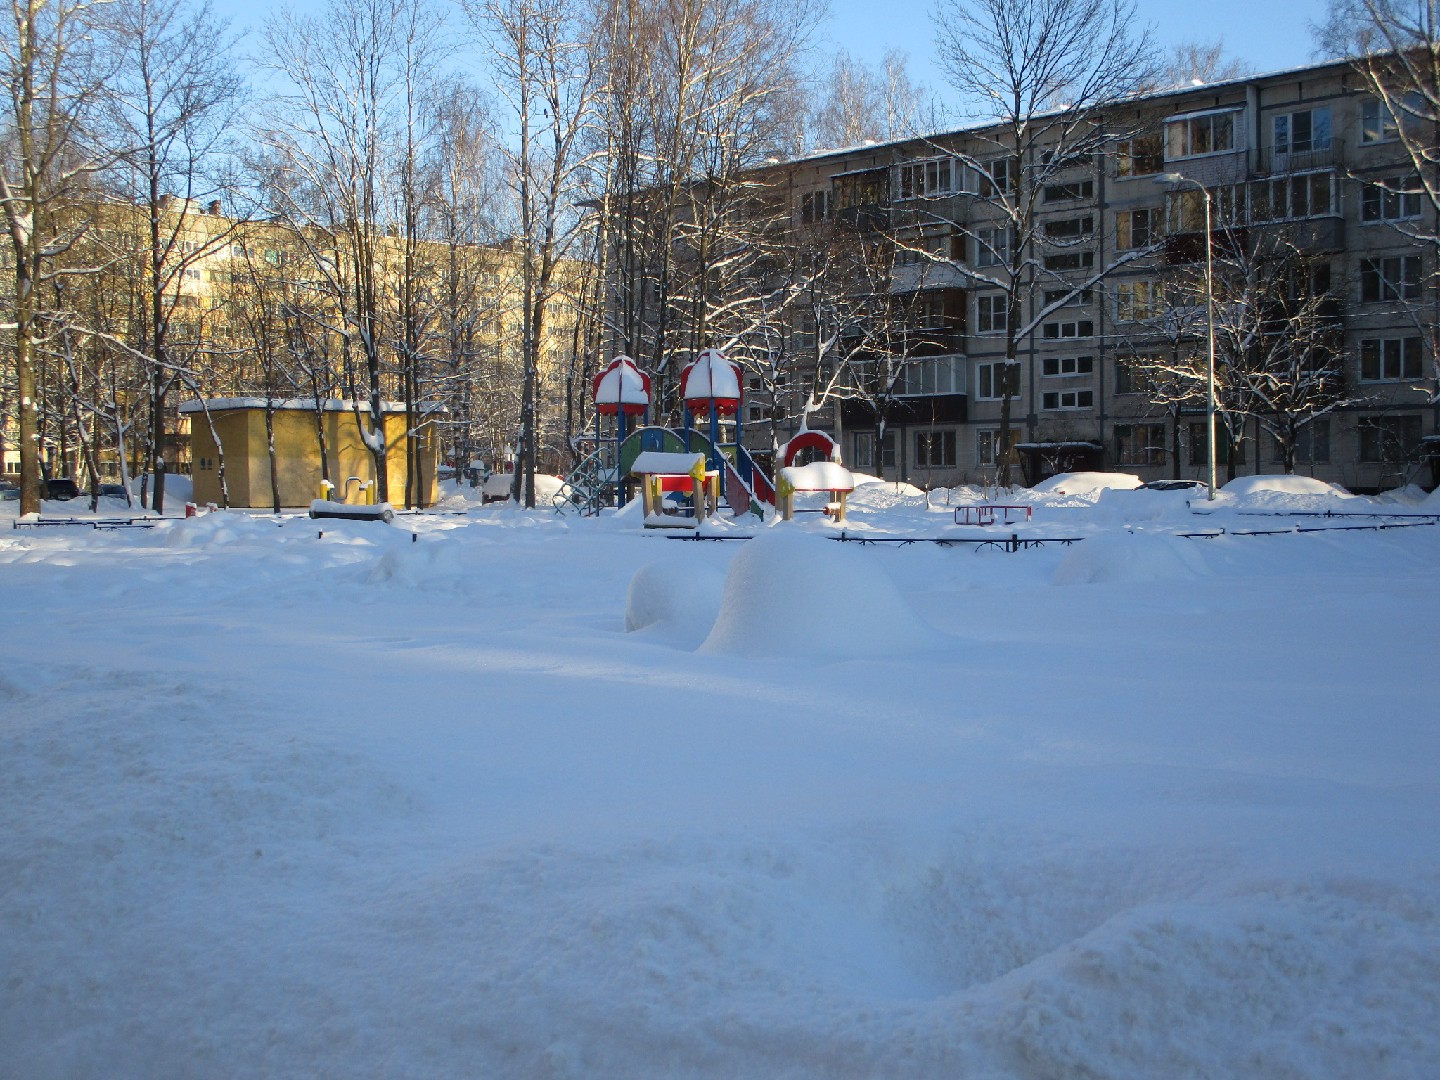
806, 49, 941, 153
1, 0, 116, 514
469, 0, 598, 507
930, 0, 1161, 485
1161, 38, 1253, 88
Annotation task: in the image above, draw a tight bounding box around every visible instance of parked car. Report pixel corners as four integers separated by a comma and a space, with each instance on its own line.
42, 477, 80, 500
0, 482, 17, 501
1139, 479, 1209, 492
98, 483, 130, 499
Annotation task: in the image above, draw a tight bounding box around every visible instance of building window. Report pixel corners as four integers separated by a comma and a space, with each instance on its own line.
1041, 355, 1094, 377
975, 226, 1011, 267
1041, 388, 1094, 410
1361, 178, 1423, 223
1361, 97, 1398, 144
1359, 415, 1422, 463
976, 429, 1019, 467
1360, 337, 1424, 381
1273, 418, 1331, 463
1115, 134, 1164, 177
1042, 318, 1094, 340
976, 293, 1008, 334
976, 361, 1020, 400
979, 158, 1014, 197
1360, 256, 1423, 303
901, 356, 965, 395
1190, 424, 1242, 465
1166, 109, 1237, 158
1116, 206, 1162, 250
1043, 215, 1094, 241
1273, 107, 1331, 155
1043, 251, 1094, 272
1115, 280, 1165, 322
1250, 173, 1334, 222
897, 157, 955, 199
915, 430, 957, 468
852, 431, 875, 470
800, 190, 831, 223
1043, 180, 1094, 203
1114, 423, 1166, 466
1043, 287, 1093, 308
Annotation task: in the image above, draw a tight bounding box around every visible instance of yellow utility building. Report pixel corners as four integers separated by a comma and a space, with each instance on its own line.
181, 398, 442, 509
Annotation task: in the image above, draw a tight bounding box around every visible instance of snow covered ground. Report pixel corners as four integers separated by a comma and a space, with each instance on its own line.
3, 477, 1438, 1079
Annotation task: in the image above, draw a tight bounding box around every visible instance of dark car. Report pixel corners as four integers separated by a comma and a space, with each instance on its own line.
98, 483, 130, 499
42, 477, 80, 500
1139, 479, 1209, 492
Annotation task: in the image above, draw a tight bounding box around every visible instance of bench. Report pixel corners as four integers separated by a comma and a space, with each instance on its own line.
953, 504, 1032, 527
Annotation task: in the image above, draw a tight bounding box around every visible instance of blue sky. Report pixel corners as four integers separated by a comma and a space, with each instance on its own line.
824, 0, 1335, 93
214, 0, 1334, 95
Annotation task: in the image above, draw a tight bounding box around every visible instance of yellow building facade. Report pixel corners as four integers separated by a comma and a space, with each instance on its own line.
182, 399, 442, 509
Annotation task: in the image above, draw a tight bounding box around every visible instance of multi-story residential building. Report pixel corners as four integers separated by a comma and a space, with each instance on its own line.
639, 57, 1436, 494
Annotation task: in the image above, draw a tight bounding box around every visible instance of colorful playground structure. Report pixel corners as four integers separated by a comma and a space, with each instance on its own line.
557, 351, 853, 524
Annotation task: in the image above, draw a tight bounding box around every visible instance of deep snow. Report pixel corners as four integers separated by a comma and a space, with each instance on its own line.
2, 479, 1438, 1079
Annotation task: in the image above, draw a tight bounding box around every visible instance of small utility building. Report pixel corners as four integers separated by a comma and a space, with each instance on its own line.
181, 398, 442, 509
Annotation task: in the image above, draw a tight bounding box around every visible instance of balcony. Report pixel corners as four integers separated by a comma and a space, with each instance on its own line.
1254, 140, 1342, 176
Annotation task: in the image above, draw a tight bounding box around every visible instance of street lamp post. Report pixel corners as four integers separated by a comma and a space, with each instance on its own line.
1156, 172, 1217, 501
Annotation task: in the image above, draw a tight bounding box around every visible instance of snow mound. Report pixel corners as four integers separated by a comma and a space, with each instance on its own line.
624, 558, 727, 649
1032, 472, 1141, 496
1053, 529, 1210, 585
700, 530, 938, 658
1221, 475, 1347, 498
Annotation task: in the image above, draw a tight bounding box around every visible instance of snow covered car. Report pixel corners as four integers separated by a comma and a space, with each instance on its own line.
1139, 479, 1209, 492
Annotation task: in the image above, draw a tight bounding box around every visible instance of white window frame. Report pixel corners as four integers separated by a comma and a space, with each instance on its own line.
1273, 107, 1332, 155
1165, 107, 1240, 160
976, 293, 1008, 335
975, 361, 1019, 400
1360, 337, 1424, 382
1041, 355, 1094, 377
1042, 318, 1094, 340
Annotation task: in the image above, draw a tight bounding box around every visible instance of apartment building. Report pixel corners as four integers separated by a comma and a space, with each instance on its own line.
734, 57, 1437, 493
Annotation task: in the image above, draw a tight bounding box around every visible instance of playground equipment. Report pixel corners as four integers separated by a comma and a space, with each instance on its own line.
631, 451, 719, 528
777, 460, 856, 523
592, 355, 651, 509
681, 350, 742, 477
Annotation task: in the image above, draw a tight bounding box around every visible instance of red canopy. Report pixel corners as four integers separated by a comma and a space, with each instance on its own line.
681, 349, 742, 417
592, 356, 651, 416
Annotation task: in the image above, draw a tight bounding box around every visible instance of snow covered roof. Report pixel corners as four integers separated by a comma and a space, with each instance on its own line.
681, 350, 741, 402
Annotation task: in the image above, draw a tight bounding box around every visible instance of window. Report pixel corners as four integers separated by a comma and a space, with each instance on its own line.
1044, 215, 1094, 240
1115, 280, 1165, 321
901, 356, 965, 395
1043, 180, 1094, 203
1249, 173, 1334, 222
800, 190, 831, 223
975, 226, 1011, 267
1166, 109, 1237, 158
976, 361, 1020, 399
1273, 419, 1330, 463
1169, 183, 1246, 231
1115, 359, 1157, 396
1360, 256, 1423, 303
1360, 337, 1424, 381
979, 158, 1014, 197
1361, 178, 1423, 223
1190, 424, 1242, 465
897, 157, 955, 199
1117, 207, 1162, 250
1273, 107, 1331, 155
976, 293, 1008, 334
1359, 415, 1422, 463
1043, 287, 1093, 308
915, 430, 957, 468
1115, 134, 1163, 177
977, 428, 1019, 467
1042, 388, 1094, 410
852, 431, 875, 470
1042, 318, 1094, 340
1044, 251, 1094, 272
1042, 355, 1094, 377
1114, 424, 1166, 466
1361, 93, 1422, 144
